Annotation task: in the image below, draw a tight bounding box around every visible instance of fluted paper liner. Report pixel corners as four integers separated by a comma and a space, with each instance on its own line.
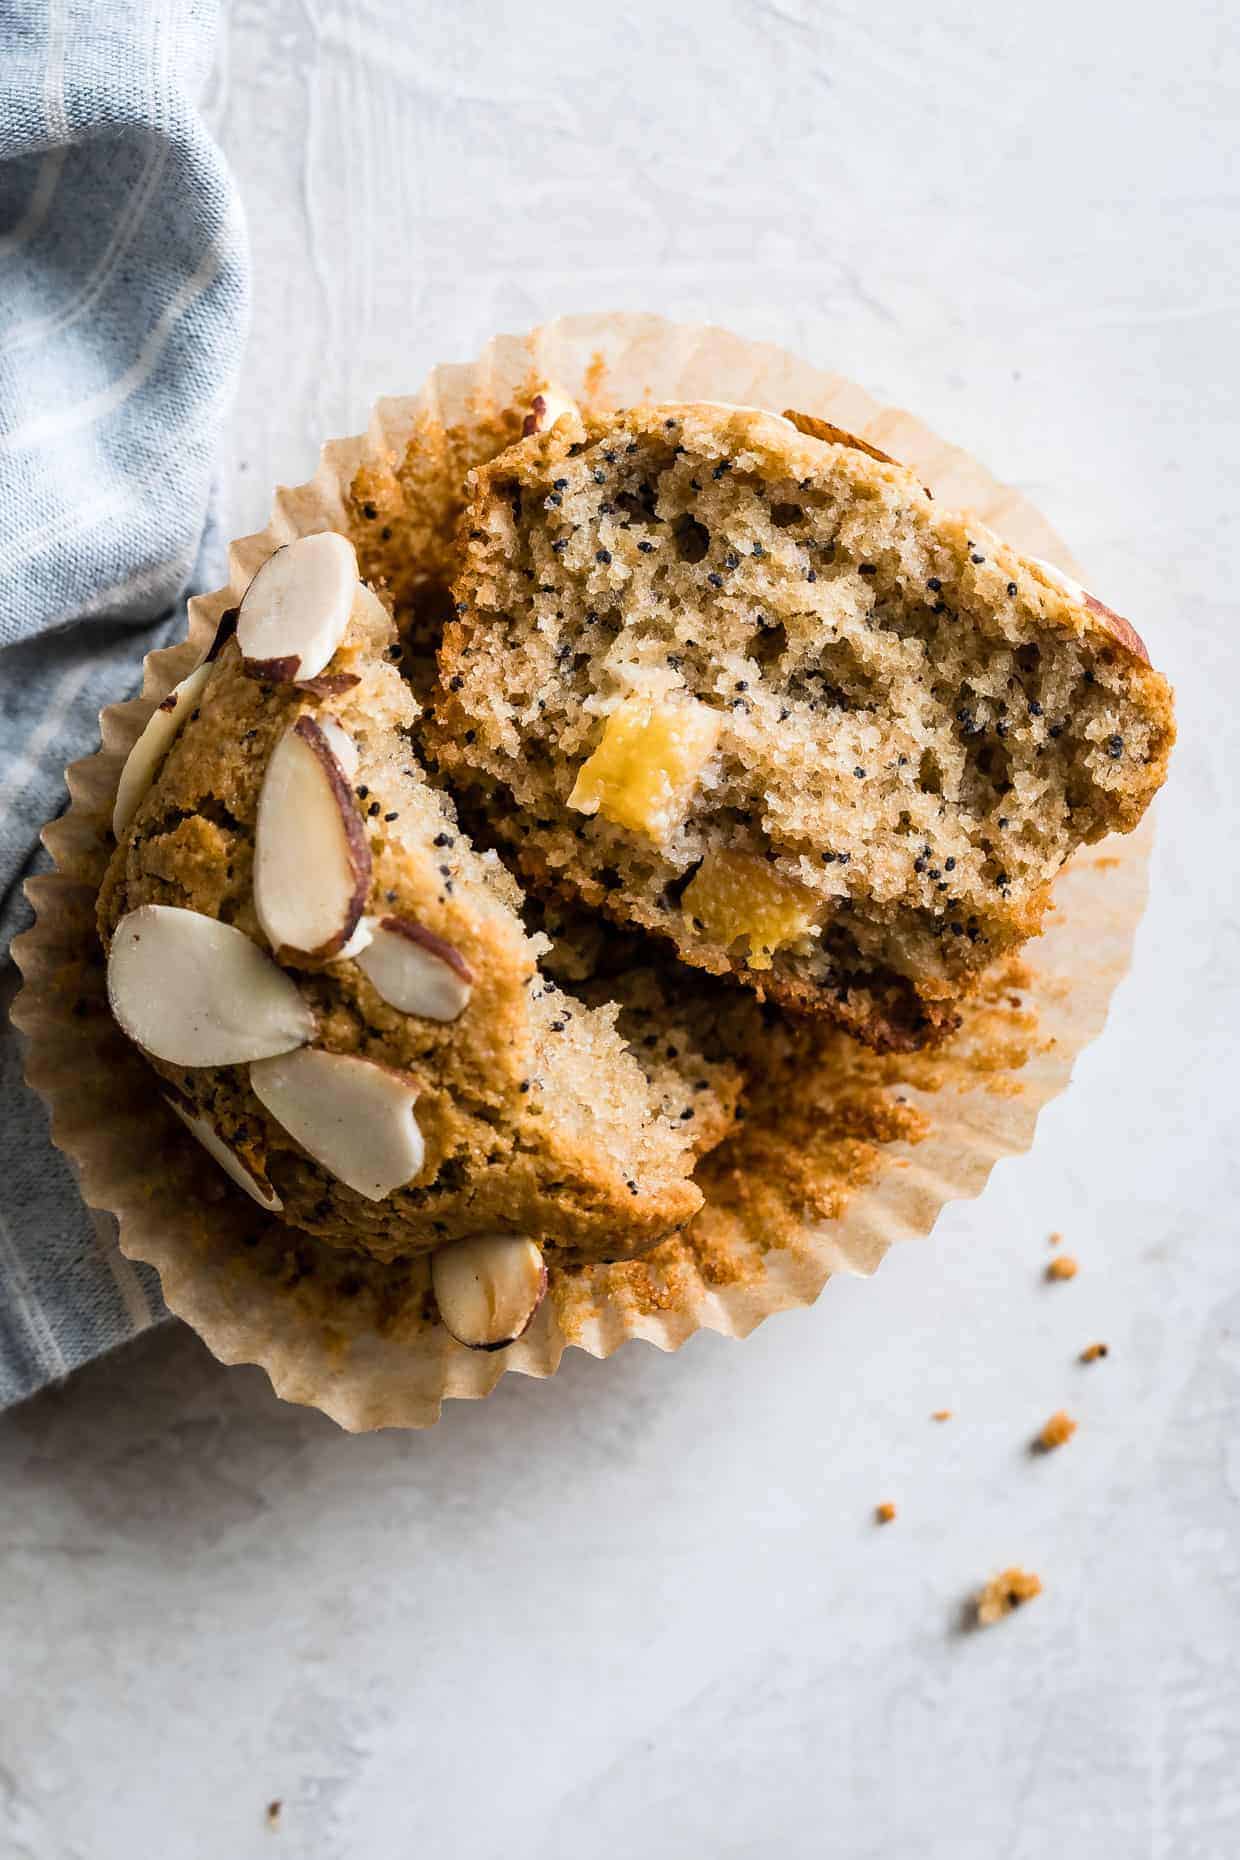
11, 314, 1153, 1429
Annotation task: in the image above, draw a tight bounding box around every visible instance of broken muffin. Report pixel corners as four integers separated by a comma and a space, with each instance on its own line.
431, 400, 1174, 1049
97, 533, 741, 1298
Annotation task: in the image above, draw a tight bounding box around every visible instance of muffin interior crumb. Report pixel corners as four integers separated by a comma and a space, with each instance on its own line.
433, 403, 1173, 1049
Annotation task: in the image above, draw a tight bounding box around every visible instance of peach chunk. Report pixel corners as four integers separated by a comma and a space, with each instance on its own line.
568, 696, 720, 842
681, 850, 819, 970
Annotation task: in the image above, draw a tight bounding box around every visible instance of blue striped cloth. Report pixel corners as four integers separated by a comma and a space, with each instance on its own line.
0, 0, 248, 1407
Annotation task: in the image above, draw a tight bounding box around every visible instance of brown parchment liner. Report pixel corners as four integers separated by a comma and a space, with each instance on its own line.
10, 314, 1154, 1430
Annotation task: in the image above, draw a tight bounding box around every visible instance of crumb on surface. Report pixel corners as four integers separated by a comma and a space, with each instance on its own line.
931, 1408, 953, 1422
1046, 1254, 1078, 1282
875, 1501, 897, 1524
266, 1801, 282, 1829
1035, 1409, 1077, 1451
1048, 1230, 1063, 1246
1080, 1341, 1109, 1363
976, 1567, 1043, 1626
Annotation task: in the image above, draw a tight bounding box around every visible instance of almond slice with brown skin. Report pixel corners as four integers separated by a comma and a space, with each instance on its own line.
292, 671, 361, 699
1029, 557, 1150, 666
316, 715, 359, 780
249, 1049, 424, 1201
253, 716, 372, 960
333, 918, 375, 962
236, 532, 359, 682
165, 1098, 283, 1211
107, 906, 315, 1066
430, 1234, 548, 1350
112, 661, 212, 839
204, 606, 238, 661
355, 917, 474, 1021
1031, 556, 1087, 602
781, 406, 901, 466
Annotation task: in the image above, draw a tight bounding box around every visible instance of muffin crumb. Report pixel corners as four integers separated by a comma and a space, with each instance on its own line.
1034, 1409, 1077, 1451
1080, 1341, 1109, 1363
976, 1567, 1043, 1625
875, 1501, 897, 1525
1046, 1254, 1078, 1282
931, 1408, 953, 1422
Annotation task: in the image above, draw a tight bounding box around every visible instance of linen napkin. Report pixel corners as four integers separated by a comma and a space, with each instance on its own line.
0, 0, 248, 1406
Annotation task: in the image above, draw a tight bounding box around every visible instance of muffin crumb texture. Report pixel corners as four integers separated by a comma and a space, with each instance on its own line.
433, 401, 1173, 1050
1035, 1410, 1078, 1451
976, 1568, 1043, 1626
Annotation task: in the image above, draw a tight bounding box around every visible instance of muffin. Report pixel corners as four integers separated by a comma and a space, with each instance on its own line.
17, 311, 1165, 1419
97, 534, 743, 1345
431, 400, 1175, 1049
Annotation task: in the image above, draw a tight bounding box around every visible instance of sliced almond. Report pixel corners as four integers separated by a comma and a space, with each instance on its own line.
317, 716, 360, 780
204, 607, 239, 661
293, 671, 361, 699
107, 906, 315, 1066
237, 533, 358, 682
355, 916, 474, 1021
781, 406, 900, 466
165, 1097, 282, 1211
253, 715, 372, 960
430, 1234, 547, 1350
1029, 557, 1149, 665
333, 918, 375, 962
352, 582, 393, 629
1031, 556, 1088, 603
521, 390, 579, 437
112, 662, 212, 839
290, 588, 392, 690
249, 1048, 424, 1201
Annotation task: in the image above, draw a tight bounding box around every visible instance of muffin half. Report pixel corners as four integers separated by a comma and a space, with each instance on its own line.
431, 400, 1174, 1050
98, 534, 739, 1271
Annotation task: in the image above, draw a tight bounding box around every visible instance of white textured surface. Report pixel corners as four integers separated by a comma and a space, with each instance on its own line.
4, 2, 1239, 1854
